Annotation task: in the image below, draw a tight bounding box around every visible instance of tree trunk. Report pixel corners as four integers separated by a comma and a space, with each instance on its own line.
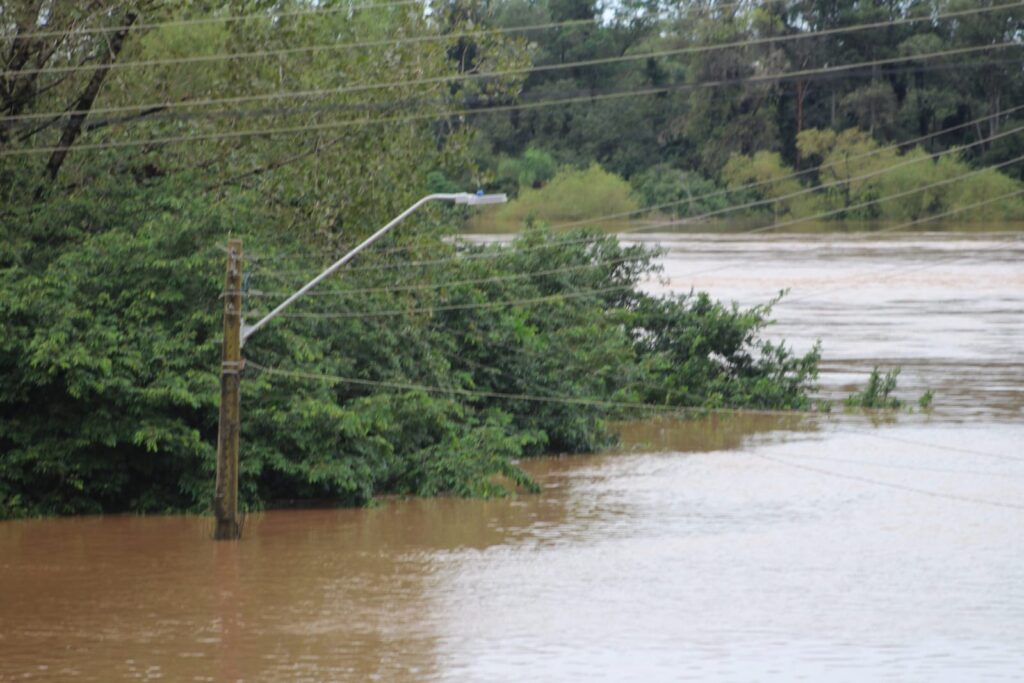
795, 79, 808, 169
44, 12, 137, 182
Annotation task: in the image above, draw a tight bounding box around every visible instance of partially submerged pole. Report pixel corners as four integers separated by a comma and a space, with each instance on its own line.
214, 239, 243, 540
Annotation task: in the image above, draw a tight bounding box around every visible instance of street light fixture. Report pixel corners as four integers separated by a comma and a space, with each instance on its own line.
241, 192, 507, 345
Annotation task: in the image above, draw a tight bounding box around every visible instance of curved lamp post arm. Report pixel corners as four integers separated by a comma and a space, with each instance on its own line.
241, 191, 506, 345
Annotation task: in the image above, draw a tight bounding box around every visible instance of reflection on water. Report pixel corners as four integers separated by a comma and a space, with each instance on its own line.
612, 413, 818, 455
2, 232, 1023, 681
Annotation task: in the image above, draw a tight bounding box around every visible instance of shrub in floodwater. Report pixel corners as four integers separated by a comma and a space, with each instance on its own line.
0, 191, 819, 519
490, 163, 638, 226
845, 367, 903, 409
918, 389, 934, 410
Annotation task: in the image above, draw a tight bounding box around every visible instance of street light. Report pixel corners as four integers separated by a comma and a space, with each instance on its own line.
241, 191, 507, 345
212, 191, 506, 539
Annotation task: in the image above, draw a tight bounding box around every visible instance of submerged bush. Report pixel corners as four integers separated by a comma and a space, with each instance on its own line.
630, 164, 730, 218
491, 163, 638, 227
0, 176, 819, 519
845, 367, 903, 409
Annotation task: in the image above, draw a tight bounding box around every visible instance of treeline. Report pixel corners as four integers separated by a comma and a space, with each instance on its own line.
445, 0, 1024, 225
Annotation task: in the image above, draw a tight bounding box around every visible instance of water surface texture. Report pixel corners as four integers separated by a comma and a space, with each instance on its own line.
2, 232, 1022, 682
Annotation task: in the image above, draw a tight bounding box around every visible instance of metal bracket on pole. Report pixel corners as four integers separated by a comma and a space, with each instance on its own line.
239, 192, 506, 346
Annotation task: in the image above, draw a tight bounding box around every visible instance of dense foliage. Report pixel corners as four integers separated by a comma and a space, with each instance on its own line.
457, 0, 1024, 224
0, 177, 820, 517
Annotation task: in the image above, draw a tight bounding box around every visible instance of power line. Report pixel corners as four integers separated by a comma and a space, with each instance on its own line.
247, 336, 1024, 510
5, 53, 1016, 134
243, 361, 1024, 509
4, 41, 1018, 158
247, 167, 1024, 326
780, 188, 1024, 305
4, 26, 1020, 127
251, 240, 617, 278
553, 104, 1024, 230
717, 154, 1024, 234
247, 349, 1024, 509
393, 296, 1024, 472
233, 93, 1024, 269
2, 18, 582, 79
236, 208, 1024, 486
251, 192, 1013, 321
8, 1, 1015, 79
225, 104, 1024, 270
250, 130, 1024, 284
779, 450, 1024, 478
5, 0, 427, 40
250, 186, 1022, 306
848, 427, 1024, 463
246, 254, 647, 298
10, 0, 750, 42
754, 452, 1024, 510
253, 283, 635, 319
244, 360, 817, 418
635, 124, 1024, 233
318, 284, 1023, 469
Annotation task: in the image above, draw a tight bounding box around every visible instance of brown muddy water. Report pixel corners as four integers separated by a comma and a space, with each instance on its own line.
2, 232, 1022, 682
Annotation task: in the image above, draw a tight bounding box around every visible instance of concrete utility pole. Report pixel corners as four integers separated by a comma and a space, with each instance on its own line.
214, 239, 242, 540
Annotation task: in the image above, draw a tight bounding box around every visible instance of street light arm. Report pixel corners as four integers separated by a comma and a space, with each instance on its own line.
241, 192, 504, 344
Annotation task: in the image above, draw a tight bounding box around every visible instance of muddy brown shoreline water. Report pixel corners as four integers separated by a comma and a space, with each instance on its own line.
2, 231, 1022, 681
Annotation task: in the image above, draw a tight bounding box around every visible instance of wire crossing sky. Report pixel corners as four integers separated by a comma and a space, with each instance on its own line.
3, 41, 1020, 157
7, 1, 1016, 79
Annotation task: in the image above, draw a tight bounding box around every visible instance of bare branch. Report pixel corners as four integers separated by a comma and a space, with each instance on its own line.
213, 135, 346, 190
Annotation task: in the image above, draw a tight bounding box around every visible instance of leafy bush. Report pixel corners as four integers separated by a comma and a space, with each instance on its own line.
496, 147, 558, 195
918, 390, 934, 410
844, 367, 902, 409
943, 165, 1024, 221
630, 164, 730, 218
721, 151, 821, 219
1, 177, 819, 519
489, 163, 638, 228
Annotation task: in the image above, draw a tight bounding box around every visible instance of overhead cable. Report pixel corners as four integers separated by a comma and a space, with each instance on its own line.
246, 254, 647, 298
250, 161, 1024, 320
554, 104, 1024, 229
230, 104, 1024, 270
250, 127, 1024, 282
4, 25, 1020, 125
6, 0, 427, 40
754, 452, 1024, 510
7, 1, 1016, 79
245, 360, 814, 418
776, 194, 1024, 306
3, 41, 1019, 158
636, 124, 1024, 233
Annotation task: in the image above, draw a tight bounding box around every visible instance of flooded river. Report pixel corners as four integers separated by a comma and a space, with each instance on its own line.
2, 231, 1022, 681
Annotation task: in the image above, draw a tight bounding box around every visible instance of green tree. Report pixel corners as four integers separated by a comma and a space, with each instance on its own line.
488, 163, 638, 228
721, 151, 820, 219
630, 164, 729, 218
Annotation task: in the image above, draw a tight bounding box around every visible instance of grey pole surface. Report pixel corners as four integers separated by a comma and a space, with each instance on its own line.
241, 192, 506, 345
